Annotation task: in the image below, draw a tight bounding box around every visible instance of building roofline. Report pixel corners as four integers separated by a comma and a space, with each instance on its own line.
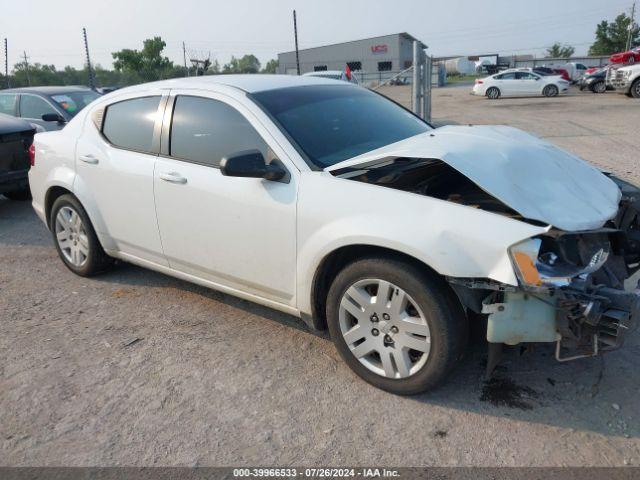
278, 32, 427, 56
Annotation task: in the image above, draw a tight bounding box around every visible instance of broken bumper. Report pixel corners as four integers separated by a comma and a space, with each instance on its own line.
482, 283, 640, 361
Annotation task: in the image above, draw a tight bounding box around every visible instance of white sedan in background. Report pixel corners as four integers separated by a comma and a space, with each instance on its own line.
473, 69, 570, 99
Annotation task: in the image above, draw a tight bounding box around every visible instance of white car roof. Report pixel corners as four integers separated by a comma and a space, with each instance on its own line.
109, 74, 352, 95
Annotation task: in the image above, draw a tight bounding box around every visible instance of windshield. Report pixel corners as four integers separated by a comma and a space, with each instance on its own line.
251, 85, 430, 169
51, 91, 101, 117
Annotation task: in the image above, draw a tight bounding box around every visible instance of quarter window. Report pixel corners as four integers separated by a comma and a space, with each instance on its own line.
169, 96, 267, 167
0, 94, 17, 115
102, 96, 161, 153
19, 95, 57, 119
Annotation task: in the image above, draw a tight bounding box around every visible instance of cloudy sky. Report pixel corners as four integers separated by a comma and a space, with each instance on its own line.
2, 0, 635, 70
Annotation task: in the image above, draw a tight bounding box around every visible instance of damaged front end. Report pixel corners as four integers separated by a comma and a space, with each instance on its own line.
453, 174, 640, 364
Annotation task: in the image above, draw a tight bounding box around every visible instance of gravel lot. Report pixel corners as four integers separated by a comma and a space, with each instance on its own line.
1, 85, 639, 467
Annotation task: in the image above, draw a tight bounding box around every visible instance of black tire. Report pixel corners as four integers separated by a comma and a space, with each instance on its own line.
486, 87, 500, 100
590, 80, 606, 94
4, 188, 31, 201
50, 194, 113, 277
326, 256, 468, 395
543, 84, 559, 97
631, 79, 640, 99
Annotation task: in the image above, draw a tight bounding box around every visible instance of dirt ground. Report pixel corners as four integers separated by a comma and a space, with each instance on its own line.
1, 85, 639, 467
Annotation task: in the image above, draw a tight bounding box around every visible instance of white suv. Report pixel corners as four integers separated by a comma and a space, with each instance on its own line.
28, 75, 640, 394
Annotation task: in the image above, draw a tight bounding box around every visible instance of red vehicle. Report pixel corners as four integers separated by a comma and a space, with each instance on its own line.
585, 66, 602, 75
553, 68, 571, 81
610, 47, 640, 64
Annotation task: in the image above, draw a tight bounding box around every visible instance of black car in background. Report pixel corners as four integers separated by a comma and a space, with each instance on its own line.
0, 113, 35, 200
578, 68, 611, 93
0, 86, 100, 131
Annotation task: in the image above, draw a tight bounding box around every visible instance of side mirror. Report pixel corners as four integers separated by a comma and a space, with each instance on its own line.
42, 113, 65, 123
220, 150, 287, 182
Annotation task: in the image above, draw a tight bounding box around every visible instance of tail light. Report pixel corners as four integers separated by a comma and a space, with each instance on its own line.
28, 143, 36, 167
475, 79, 483, 84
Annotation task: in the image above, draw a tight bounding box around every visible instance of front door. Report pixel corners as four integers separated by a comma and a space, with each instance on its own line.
153, 92, 297, 306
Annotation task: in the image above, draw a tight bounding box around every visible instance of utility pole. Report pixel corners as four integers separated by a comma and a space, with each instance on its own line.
293, 10, 300, 75
4, 38, 9, 88
22, 51, 31, 86
627, 1, 637, 51
183, 42, 189, 76
82, 27, 96, 90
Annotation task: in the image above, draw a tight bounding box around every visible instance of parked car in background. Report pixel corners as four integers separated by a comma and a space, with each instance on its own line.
0, 113, 36, 200
610, 47, 640, 65
0, 86, 101, 131
578, 68, 612, 93
303, 70, 360, 84
29, 75, 640, 394
473, 69, 569, 99
607, 63, 640, 98
562, 62, 589, 81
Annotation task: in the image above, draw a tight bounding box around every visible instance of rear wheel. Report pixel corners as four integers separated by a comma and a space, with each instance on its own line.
326, 257, 468, 395
50, 194, 113, 277
486, 87, 500, 100
631, 79, 640, 99
591, 80, 606, 94
4, 188, 31, 201
543, 84, 559, 97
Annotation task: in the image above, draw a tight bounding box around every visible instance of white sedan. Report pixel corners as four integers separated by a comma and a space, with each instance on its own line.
28, 75, 639, 395
473, 70, 570, 99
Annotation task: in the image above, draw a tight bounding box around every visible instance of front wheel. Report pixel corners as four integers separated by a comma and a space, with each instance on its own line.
543, 84, 559, 97
591, 80, 606, 94
326, 257, 468, 395
631, 79, 640, 99
486, 87, 500, 100
50, 194, 113, 277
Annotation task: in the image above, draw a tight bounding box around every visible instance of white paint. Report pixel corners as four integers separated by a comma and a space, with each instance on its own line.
326, 125, 621, 232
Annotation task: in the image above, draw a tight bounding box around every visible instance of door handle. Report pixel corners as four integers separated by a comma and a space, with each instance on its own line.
79, 154, 99, 165
159, 172, 187, 184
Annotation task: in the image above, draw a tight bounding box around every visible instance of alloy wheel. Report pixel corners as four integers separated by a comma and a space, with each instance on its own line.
338, 278, 431, 379
55, 206, 89, 267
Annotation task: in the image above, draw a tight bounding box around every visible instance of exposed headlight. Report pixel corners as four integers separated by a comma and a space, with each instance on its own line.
509, 236, 610, 288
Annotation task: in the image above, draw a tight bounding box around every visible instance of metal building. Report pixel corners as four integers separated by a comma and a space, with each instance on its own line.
277, 32, 426, 83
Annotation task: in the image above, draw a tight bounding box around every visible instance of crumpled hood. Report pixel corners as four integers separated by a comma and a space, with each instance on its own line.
325, 125, 621, 231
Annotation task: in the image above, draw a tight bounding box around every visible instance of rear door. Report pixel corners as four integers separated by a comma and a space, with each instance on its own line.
153, 90, 298, 306
495, 72, 517, 95
74, 91, 168, 265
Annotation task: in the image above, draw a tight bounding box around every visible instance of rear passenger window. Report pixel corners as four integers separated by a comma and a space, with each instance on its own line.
102, 96, 161, 153
0, 94, 17, 115
170, 96, 267, 167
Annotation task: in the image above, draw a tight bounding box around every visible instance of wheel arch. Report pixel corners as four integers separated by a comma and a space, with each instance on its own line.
44, 185, 73, 228
307, 244, 460, 331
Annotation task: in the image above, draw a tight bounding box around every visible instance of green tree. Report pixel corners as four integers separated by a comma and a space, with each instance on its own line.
112, 37, 175, 82
589, 13, 640, 55
261, 59, 278, 74
545, 43, 575, 58
223, 54, 261, 74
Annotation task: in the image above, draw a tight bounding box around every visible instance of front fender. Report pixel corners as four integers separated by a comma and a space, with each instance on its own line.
296, 172, 547, 315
